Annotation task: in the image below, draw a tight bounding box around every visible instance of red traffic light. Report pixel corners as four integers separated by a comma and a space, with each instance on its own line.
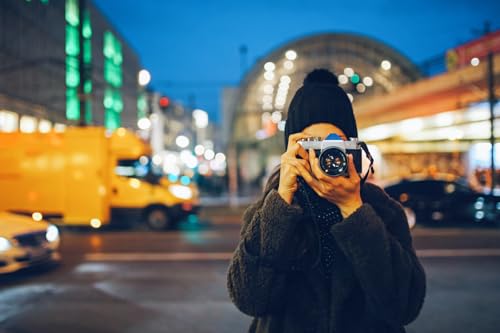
159, 96, 170, 109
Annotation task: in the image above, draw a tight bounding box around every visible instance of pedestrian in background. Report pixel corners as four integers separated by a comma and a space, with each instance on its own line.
227, 69, 426, 333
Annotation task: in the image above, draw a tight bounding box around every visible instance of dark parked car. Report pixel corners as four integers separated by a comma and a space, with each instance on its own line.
384, 178, 500, 227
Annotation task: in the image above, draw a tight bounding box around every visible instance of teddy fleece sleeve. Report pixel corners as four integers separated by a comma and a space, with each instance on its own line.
330, 189, 426, 327
227, 189, 303, 317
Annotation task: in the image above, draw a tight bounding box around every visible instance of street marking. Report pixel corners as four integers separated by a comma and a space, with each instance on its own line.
417, 248, 500, 257
84, 248, 500, 262
85, 252, 233, 262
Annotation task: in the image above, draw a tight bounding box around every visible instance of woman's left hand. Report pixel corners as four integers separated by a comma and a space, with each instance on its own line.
299, 149, 363, 218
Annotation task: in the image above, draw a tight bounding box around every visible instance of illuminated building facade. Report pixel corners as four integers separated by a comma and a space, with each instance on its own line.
0, 0, 141, 133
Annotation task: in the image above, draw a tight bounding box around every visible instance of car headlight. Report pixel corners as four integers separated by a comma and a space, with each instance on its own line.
0, 237, 12, 252
46, 225, 60, 243
168, 184, 193, 200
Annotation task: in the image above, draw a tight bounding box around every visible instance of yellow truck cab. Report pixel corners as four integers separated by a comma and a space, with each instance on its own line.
0, 127, 199, 230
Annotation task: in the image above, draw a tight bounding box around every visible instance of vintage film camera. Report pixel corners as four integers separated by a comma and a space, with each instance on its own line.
298, 133, 374, 178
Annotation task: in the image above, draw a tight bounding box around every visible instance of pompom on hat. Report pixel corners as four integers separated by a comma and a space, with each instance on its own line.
284, 69, 358, 148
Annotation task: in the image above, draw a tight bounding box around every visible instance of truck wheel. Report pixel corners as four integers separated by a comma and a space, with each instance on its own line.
145, 207, 171, 231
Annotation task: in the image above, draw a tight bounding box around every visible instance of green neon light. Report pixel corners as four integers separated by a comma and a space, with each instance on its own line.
83, 39, 92, 64
65, 25, 79, 56
65, 0, 93, 123
65, 0, 79, 26
103, 31, 114, 58
113, 91, 123, 113
84, 80, 92, 94
103, 30, 123, 130
351, 74, 360, 84
104, 89, 113, 109
82, 10, 92, 39
66, 88, 79, 120
137, 93, 147, 119
105, 110, 120, 130
66, 56, 79, 88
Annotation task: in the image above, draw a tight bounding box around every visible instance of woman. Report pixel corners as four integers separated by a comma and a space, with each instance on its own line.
227, 69, 426, 333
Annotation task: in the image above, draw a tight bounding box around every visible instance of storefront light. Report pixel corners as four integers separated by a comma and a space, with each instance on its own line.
152, 154, 162, 165
194, 145, 205, 156
137, 117, 151, 130
215, 153, 226, 163
344, 67, 354, 77
204, 149, 215, 161
285, 50, 297, 60
176, 135, 190, 148
280, 75, 291, 84
362, 76, 373, 86
38, 120, 52, 133
263, 84, 274, 94
400, 118, 424, 133
381, 60, 391, 70
271, 111, 282, 123
264, 71, 275, 81
20, 116, 37, 133
193, 109, 209, 129
0, 111, 18, 132
338, 75, 348, 85
264, 62, 275, 71
54, 123, 66, 132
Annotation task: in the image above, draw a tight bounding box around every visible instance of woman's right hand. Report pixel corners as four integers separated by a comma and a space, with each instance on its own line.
278, 133, 312, 204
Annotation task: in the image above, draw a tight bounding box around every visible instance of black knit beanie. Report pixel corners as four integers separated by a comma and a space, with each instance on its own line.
284, 69, 358, 148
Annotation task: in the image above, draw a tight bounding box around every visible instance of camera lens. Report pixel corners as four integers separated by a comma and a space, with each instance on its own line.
319, 148, 347, 176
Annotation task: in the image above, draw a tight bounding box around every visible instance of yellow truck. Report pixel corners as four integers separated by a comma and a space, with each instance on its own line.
0, 127, 199, 230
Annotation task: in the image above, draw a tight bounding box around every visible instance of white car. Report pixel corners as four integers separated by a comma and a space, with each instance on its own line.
0, 212, 61, 274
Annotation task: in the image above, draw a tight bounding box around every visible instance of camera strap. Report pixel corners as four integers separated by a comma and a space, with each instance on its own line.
359, 141, 375, 184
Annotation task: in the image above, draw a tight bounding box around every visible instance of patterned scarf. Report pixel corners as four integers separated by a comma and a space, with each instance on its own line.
295, 177, 343, 277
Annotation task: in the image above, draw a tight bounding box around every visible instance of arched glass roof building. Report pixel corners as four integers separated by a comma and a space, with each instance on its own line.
233, 33, 421, 146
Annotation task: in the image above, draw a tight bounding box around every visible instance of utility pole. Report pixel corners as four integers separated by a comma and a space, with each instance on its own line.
484, 22, 496, 193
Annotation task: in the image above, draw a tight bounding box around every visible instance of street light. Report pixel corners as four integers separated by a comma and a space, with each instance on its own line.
137, 117, 151, 130
194, 144, 205, 156
176, 135, 190, 148
381, 60, 392, 70
138, 69, 151, 86
204, 149, 215, 160
193, 109, 208, 129
285, 50, 297, 60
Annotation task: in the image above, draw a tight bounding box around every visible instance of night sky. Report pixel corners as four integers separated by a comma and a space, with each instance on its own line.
93, 0, 500, 123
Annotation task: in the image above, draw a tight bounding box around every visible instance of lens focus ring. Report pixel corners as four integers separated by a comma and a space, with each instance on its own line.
319, 148, 348, 176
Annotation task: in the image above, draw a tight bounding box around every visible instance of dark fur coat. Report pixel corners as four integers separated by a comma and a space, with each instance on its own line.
227, 173, 426, 333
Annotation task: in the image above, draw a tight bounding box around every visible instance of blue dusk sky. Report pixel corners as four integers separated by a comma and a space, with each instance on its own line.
94, 0, 500, 123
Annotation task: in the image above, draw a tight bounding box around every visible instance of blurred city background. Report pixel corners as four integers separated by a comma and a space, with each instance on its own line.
0, 0, 499, 332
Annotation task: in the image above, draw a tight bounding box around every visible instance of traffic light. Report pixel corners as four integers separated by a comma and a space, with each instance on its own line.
159, 96, 170, 111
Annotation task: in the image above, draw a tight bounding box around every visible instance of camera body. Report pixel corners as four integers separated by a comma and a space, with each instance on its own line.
298, 133, 362, 176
